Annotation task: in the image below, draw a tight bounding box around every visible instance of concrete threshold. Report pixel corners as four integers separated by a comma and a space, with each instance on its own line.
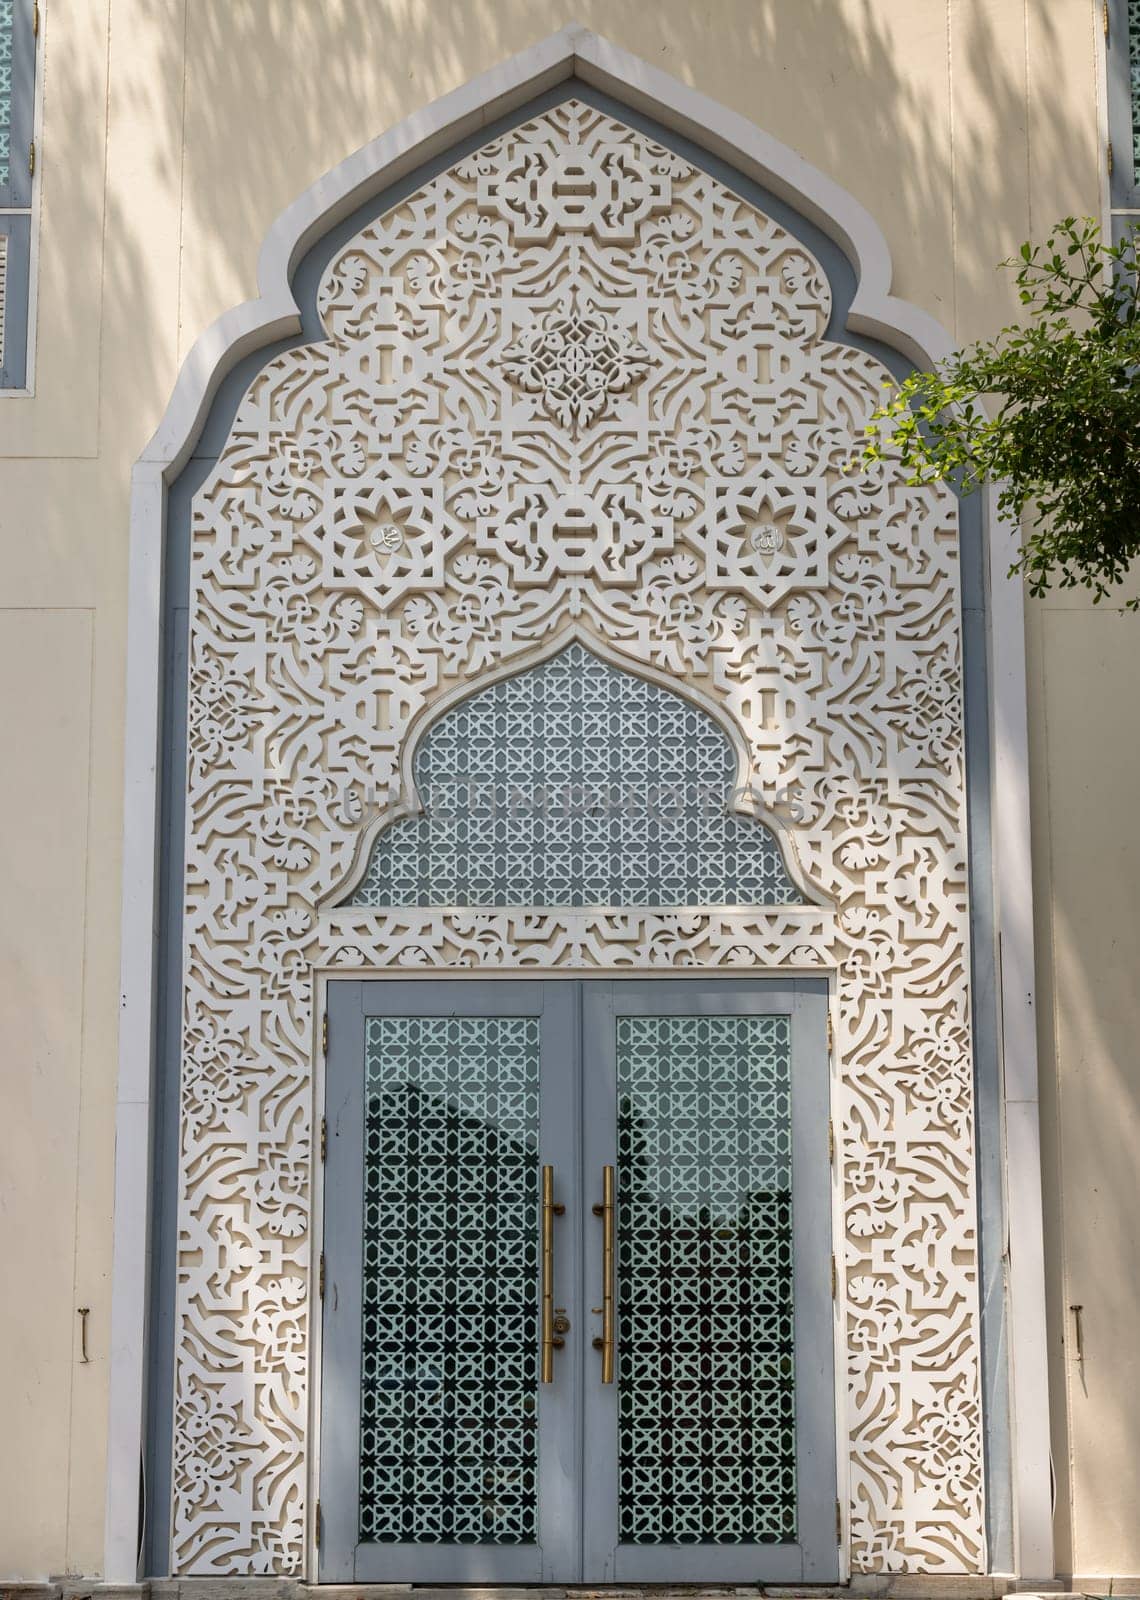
0, 1581, 1110, 1600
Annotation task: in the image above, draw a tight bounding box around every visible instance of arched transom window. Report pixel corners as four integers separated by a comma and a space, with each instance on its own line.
348, 642, 801, 907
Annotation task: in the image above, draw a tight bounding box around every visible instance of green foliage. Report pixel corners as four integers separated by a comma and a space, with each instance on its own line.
864, 217, 1140, 606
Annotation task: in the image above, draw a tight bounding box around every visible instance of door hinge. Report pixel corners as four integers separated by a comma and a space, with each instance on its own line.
27, 139, 34, 177
320, 1115, 327, 1163
318, 1252, 326, 1300
314, 1497, 321, 1548
321, 1010, 328, 1056
836, 1497, 843, 1544
827, 1011, 834, 1056
831, 1254, 838, 1298
828, 1117, 835, 1164
32, 2, 39, 37
1108, 139, 1115, 177
1104, 0, 1110, 39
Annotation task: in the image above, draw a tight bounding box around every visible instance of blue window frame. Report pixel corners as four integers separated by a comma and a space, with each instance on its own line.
0, 0, 36, 389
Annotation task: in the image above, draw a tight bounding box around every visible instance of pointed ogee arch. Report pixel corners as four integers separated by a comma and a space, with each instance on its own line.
170, 88, 984, 1574
108, 25, 1050, 1590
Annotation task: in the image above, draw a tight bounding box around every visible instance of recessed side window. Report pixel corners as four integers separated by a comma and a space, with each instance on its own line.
0, 0, 37, 390
1108, 0, 1140, 209
1131, 0, 1140, 176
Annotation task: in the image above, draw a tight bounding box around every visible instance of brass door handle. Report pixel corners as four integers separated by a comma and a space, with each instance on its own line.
592, 1164, 615, 1383
541, 1164, 566, 1383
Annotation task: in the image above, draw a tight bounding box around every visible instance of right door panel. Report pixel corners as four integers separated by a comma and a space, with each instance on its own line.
581, 979, 839, 1583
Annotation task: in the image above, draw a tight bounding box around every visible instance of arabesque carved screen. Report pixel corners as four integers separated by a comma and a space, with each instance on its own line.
175, 97, 983, 1575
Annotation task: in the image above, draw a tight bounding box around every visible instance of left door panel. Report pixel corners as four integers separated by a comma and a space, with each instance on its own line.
320, 980, 581, 1582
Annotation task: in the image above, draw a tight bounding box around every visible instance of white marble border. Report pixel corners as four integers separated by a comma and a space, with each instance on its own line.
108, 26, 1052, 1582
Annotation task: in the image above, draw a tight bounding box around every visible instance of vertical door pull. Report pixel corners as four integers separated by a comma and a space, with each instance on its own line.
541, 1164, 566, 1382
592, 1164, 616, 1383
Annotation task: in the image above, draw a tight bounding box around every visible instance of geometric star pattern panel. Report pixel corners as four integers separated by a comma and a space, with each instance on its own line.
350, 641, 801, 906
175, 98, 983, 1574
360, 1016, 540, 1544
617, 1014, 796, 1544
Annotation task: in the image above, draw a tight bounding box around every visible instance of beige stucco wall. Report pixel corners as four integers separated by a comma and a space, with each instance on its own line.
0, 0, 1131, 1581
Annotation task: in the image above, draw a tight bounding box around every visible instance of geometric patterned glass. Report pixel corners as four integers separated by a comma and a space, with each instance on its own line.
0, 0, 13, 189
616, 1014, 796, 1544
1131, 0, 1140, 171
349, 642, 800, 907
359, 1015, 541, 1543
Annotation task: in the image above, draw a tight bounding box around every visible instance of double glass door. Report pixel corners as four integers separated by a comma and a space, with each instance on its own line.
319, 978, 837, 1583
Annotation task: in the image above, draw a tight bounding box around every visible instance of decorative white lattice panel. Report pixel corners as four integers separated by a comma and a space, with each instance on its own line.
174, 100, 982, 1573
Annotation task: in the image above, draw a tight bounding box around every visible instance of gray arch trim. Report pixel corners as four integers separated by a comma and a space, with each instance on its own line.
144, 79, 1008, 1573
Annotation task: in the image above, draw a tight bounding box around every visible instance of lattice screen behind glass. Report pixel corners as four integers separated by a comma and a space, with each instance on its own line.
348, 643, 801, 907
0, 0, 14, 191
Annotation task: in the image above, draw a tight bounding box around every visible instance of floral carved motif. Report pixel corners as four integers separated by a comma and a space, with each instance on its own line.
174, 101, 983, 1574
500, 293, 652, 431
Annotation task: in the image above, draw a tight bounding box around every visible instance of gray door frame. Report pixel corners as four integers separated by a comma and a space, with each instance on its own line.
319, 975, 837, 1583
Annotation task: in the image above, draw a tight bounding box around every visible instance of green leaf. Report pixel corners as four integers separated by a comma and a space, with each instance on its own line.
860, 217, 1140, 606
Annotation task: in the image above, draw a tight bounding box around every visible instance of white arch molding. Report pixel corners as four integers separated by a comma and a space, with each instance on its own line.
107, 26, 1052, 1585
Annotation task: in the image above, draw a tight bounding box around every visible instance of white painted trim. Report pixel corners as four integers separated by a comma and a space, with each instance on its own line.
106, 463, 167, 1580
986, 487, 1053, 1582
110, 23, 1052, 1580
